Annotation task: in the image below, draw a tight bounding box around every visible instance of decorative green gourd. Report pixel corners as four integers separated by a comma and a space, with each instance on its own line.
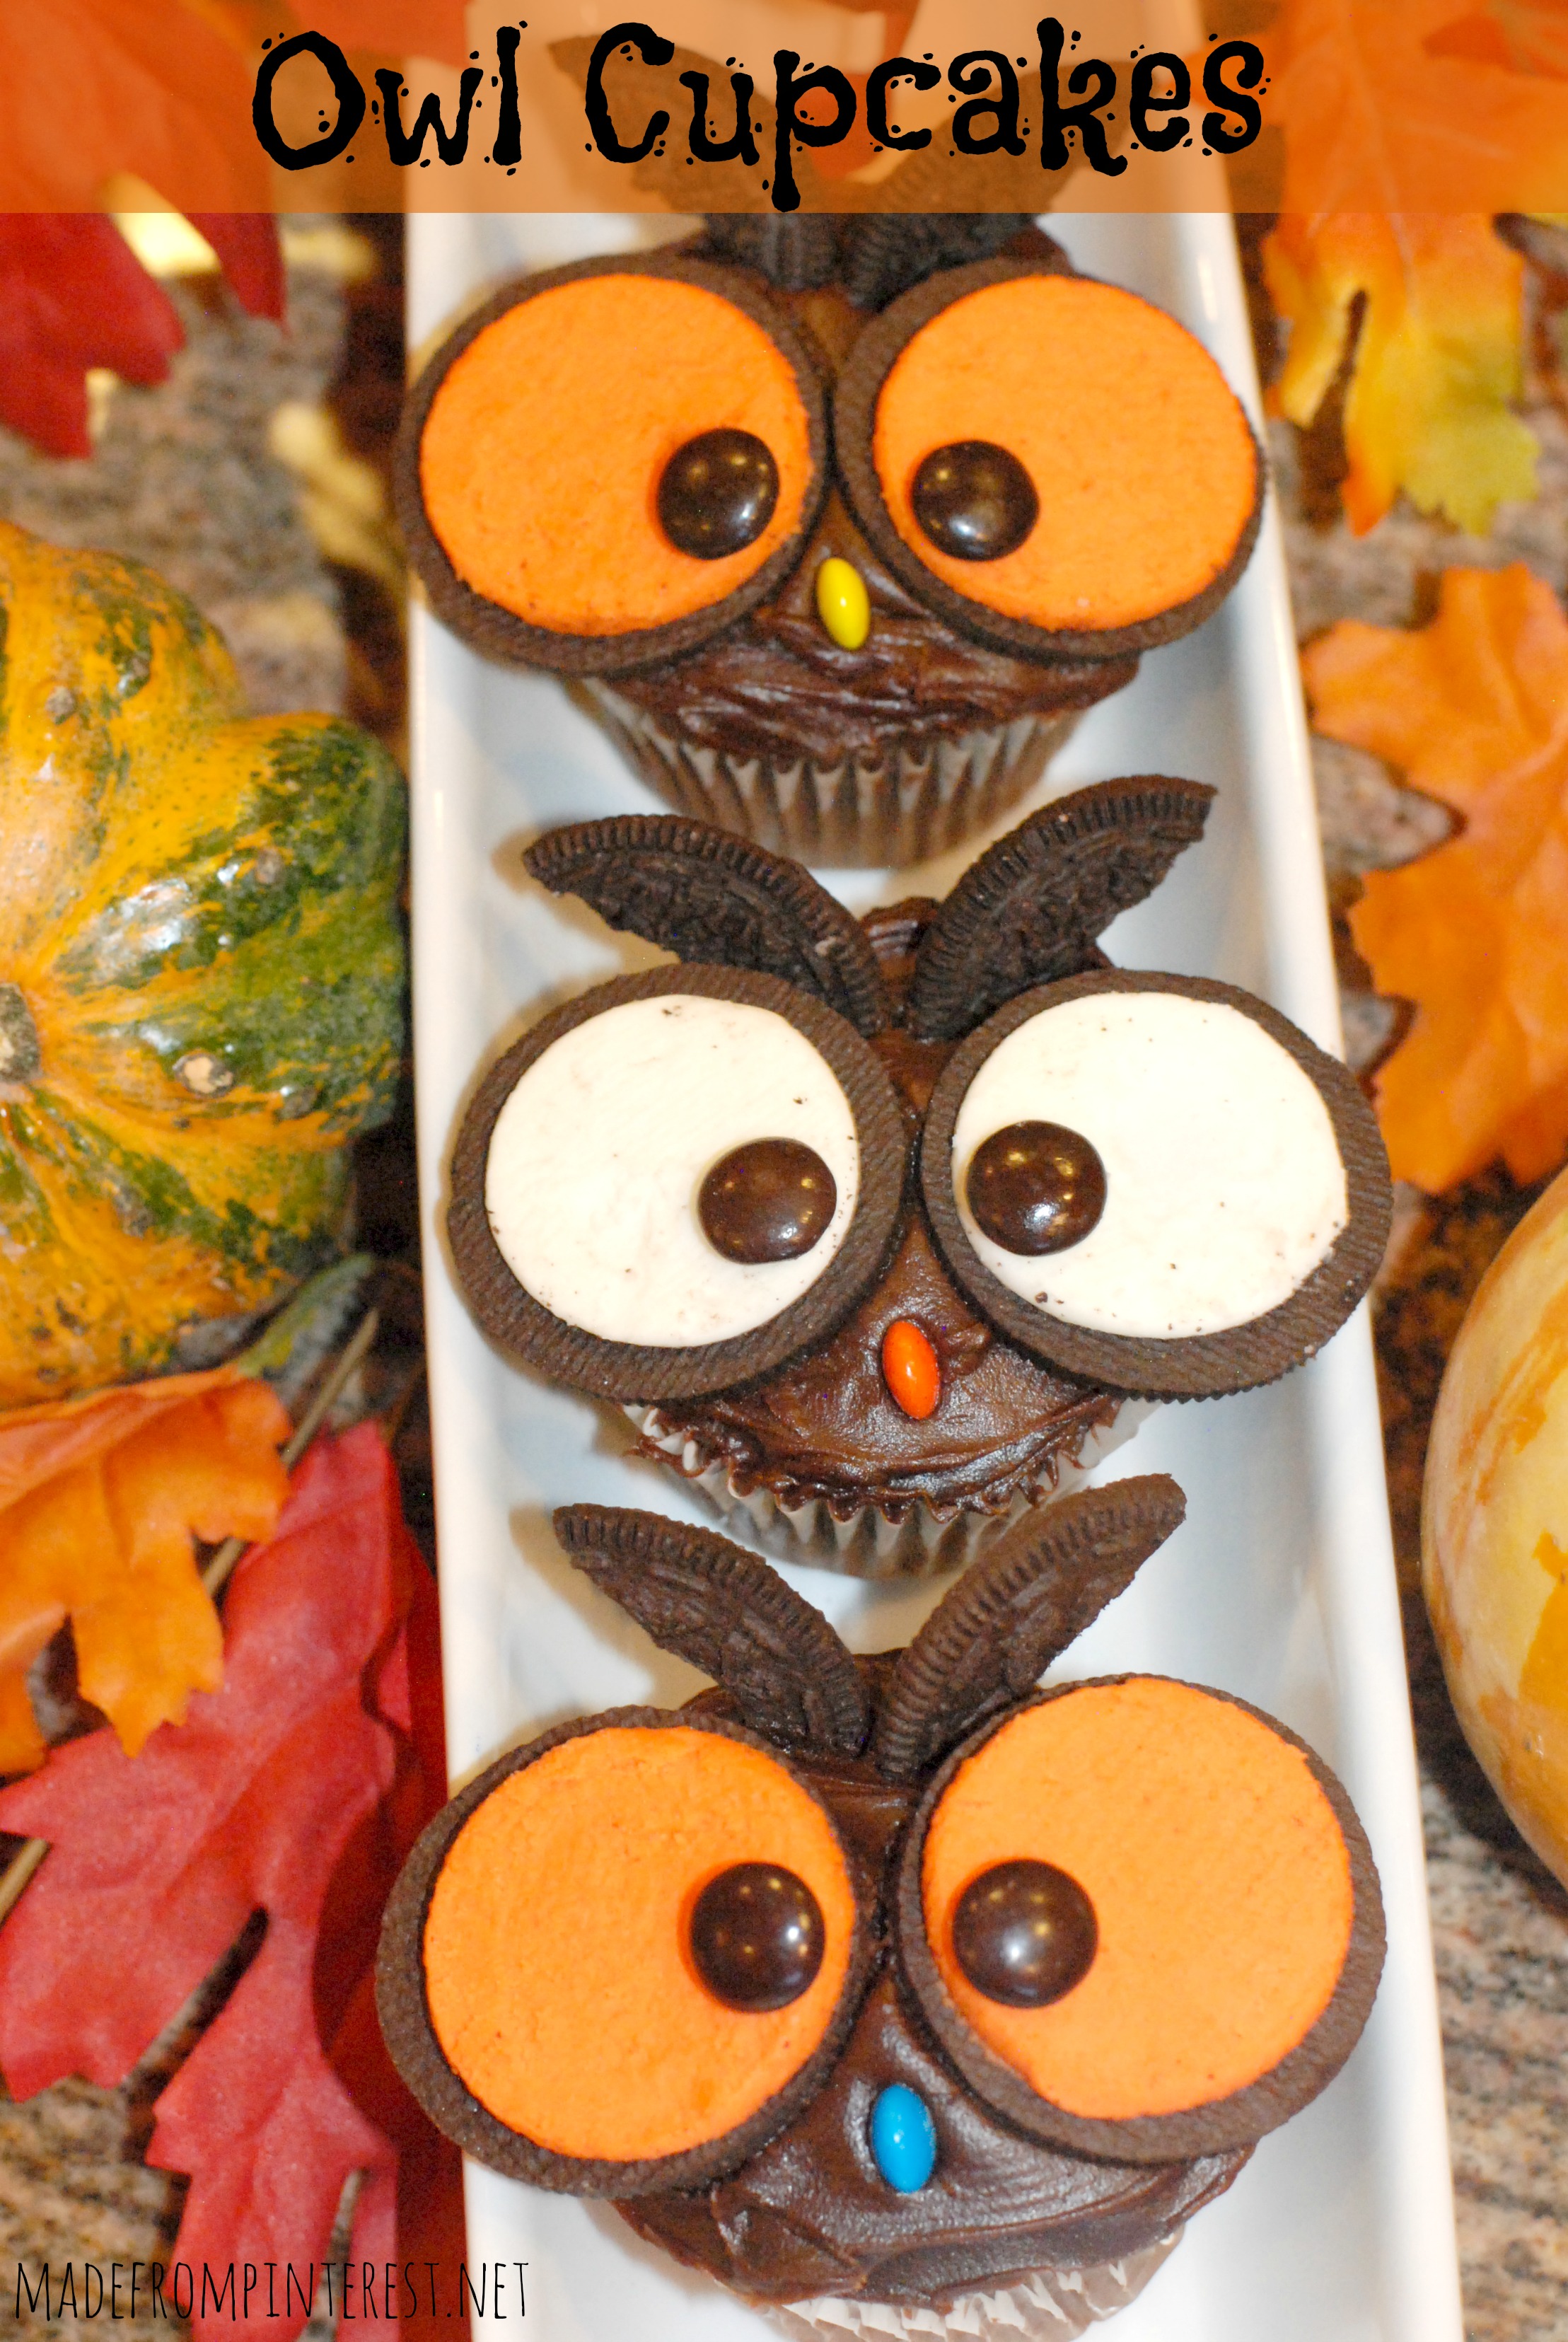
0, 521, 406, 1404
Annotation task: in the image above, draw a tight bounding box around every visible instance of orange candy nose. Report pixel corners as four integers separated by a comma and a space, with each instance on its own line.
883, 1320, 941, 1419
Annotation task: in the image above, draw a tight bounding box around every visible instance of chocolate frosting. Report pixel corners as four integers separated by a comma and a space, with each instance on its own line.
639, 929, 1119, 1519
610, 489, 1137, 767
618, 1674, 1246, 2309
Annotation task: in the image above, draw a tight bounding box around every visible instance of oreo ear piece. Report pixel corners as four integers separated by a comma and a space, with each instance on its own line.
907, 778, 1216, 1042
554, 1505, 872, 1758
524, 815, 892, 1038
872, 1476, 1186, 1783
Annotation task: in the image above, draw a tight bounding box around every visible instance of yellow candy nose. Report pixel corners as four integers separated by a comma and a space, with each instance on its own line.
815, 557, 871, 650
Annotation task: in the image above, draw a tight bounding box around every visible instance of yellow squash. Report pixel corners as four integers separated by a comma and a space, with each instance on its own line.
0, 522, 405, 1405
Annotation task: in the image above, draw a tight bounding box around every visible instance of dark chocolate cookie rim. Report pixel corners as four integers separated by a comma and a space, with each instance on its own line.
919, 969, 1393, 1399
446, 963, 907, 1403
893, 1676, 1386, 2165
376, 1705, 876, 2195
395, 250, 830, 680
832, 256, 1265, 668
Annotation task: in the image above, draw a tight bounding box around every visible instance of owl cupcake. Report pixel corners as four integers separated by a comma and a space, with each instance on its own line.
444, 784, 1391, 1577
377, 1485, 1386, 2341
397, 216, 1263, 866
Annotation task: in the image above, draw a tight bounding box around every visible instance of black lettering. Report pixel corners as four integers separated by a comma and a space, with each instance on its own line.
770, 50, 856, 211
493, 25, 523, 165
170, 2263, 193, 2319
151, 2265, 172, 2318
949, 51, 1024, 156
866, 57, 938, 149
681, 66, 757, 163
424, 2262, 439, 2317
1037, 17, 1126, 177
400, 2263, 420, 2319
1129, 51, 1190, 150
58, 2271, 77, 2320
112, 2263, 124, 2319
375, 65, 484, 163
493, 2262, 506, 2317
267, 2264, 277, 2318
361, 2263, 378, 2319
342, 2262, 356, 2320
286, 2266, 314, 2318
252, 33, 366, 170
240, 2265, 257, 2319
17, 2264, 50, 2315
83, 2266, 103, 2317
201, 2266, 236, 2320
323, 2264, 338, 2319
584, 22, 674, 161
513, 2263, 528, 2317
128, 2265, 143, 2321
1202, 40, 1263, 153
460, 2264, 487, 2319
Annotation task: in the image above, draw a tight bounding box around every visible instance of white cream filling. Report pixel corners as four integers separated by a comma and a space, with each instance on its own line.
485, 995, 861, 1346
951, 992, 1347, 1338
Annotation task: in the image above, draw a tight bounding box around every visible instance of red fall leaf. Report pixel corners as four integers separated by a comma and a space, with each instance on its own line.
0, 212, 284, 460
0, 1425, 461, 2342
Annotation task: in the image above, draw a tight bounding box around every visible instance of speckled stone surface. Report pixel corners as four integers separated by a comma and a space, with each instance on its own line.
2, 216, 1567, 2342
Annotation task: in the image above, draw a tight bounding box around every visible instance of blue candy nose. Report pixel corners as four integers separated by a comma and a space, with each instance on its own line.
869, 2084, 936, 2193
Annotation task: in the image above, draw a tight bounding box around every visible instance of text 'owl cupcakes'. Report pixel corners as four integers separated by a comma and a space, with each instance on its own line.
377, 1485, 1384, 2335
446, 787, 1391, 1577
399, 216, 1263, 865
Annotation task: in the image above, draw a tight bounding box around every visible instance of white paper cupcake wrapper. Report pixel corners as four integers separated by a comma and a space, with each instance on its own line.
579, 682, 1081, 868
766, 2232, 1183, 2342
627, 1402, 1154, 1581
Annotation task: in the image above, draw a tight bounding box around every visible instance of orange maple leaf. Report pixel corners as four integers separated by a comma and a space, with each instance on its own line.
1304, 563, 1568, 1191
0, 1364, 289, 1773
1264, 0, 1568, 211
1265, 213, 1538, 535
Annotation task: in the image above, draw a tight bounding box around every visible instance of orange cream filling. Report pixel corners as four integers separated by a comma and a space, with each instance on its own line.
874, 276, 1256, 632
419, 275, 813, 636
424, 1726, 856, 2160
923, 1680, 1354, 2120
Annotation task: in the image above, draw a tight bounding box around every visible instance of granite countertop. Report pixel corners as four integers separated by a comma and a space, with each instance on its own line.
1, 214, 1566, 2342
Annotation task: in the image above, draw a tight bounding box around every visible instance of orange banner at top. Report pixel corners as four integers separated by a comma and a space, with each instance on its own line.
6, 1, 1568, 215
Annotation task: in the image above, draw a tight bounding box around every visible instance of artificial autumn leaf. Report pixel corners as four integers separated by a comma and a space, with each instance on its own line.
0, 211, 284, 458
1261, 0, 1568, 212
0, 215, 185, 457
0, 1, 269, 213
1265, 214, 1538, 536
1427, 1, 1568, 79
0, 1425, 460, 2342
188, 213, 286, 323
308, 1, 472, 65
0, 1364, 289, 1772
1305, 562, 1568, 1190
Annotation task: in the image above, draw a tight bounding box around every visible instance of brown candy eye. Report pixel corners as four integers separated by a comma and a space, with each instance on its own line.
690, 1862, 826, 2012
698, 1137, 837, 1264
658, 429, 781, 559
910, 440, 1038, 562
966, 1121, 1106, 1256
953, 1858, 1098, 2009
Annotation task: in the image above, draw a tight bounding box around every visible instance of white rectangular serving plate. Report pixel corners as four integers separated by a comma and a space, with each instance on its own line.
407, 207, 1463, 2342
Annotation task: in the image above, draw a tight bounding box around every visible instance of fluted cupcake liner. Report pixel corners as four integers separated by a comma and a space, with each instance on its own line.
767, 2234, 1182, 2341
579, 683, 1081, 869
627, 1403, 1153, 1582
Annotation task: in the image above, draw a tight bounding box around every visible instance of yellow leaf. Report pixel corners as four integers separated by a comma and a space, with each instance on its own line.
0, 1367, 289, 1770
1266, 214, 1538, 535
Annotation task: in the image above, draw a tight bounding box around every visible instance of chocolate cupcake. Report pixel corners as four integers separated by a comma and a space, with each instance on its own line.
377, 1485, 1385, 2338
443, 784, 1391, 1579
397, 216, 1262, 867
